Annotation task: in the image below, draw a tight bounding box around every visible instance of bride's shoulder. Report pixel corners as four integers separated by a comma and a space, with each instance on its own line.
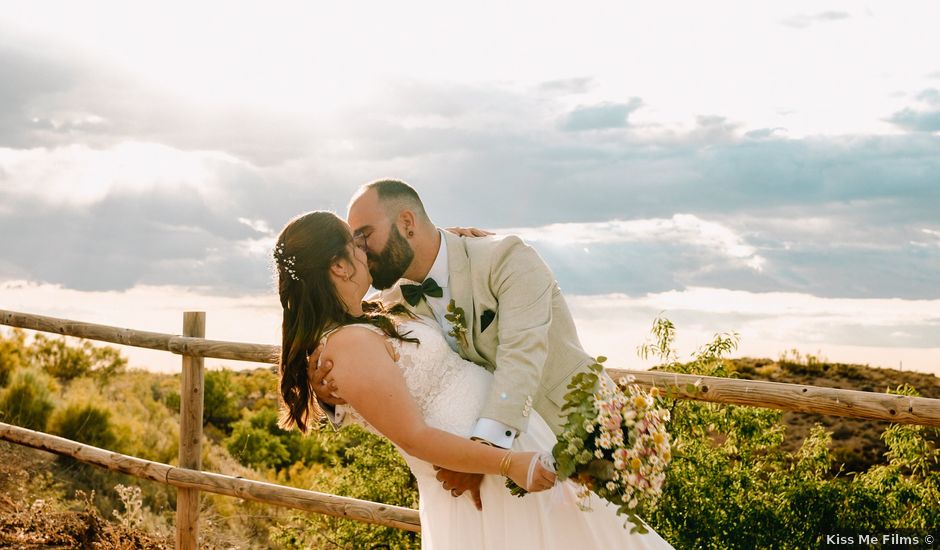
325, 323, 384, 340
322, 324, 386, 353
322, 325, 401, 375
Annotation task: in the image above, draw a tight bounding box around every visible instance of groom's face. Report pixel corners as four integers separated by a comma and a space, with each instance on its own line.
348, 190, 415, 290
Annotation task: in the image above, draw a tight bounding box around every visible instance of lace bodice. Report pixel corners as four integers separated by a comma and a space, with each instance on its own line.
326, 319, 492, 441
319, 324, 676, 550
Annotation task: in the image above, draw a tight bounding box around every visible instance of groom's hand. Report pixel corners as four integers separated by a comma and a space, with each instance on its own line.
434, 467, 484, 511
307, 345, 345, 406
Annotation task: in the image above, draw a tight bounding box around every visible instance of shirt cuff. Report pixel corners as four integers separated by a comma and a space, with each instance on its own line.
472, 418, 517, 448
320, 401, 346, 429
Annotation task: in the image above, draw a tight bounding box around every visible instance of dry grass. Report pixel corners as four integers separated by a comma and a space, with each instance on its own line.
0, 441, 171, 549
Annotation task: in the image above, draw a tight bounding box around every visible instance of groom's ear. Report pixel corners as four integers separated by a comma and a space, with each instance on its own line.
398, 209, 418, 236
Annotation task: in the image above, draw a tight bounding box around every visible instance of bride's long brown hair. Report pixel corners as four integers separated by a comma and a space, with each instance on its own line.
274, 211, 417, 433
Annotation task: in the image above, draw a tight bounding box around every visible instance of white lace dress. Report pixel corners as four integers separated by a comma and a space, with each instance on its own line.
332, 320, 673, 549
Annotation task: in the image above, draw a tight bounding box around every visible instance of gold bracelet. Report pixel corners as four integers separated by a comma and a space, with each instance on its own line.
499, 451, 513, 477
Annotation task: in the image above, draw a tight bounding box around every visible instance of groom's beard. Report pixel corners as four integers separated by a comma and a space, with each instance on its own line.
368, 224, 415, 290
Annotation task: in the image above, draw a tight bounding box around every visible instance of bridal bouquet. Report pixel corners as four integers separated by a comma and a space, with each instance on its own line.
509, 357, 672, 533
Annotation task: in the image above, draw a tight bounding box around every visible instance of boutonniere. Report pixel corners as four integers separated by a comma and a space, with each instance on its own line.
445, 299, 469, 349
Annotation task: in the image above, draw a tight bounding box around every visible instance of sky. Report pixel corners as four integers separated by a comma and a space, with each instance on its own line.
1, 1, 938, 376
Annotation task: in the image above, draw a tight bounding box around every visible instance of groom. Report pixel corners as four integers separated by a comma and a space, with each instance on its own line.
311, 178, 598, 507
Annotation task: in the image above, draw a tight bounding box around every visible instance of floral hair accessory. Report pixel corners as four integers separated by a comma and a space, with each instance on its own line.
274, 242, 301, 282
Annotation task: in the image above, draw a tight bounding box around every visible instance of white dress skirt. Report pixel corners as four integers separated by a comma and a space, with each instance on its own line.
333, 320, 674, 549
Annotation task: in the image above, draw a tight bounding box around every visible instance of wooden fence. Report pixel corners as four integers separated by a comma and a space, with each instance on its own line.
1, 308, 939, 548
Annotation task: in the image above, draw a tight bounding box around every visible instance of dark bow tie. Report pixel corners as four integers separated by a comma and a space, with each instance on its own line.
401, 278, 443, 307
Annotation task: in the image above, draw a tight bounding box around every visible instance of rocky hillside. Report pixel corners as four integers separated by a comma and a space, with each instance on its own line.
721, 356, 940, 473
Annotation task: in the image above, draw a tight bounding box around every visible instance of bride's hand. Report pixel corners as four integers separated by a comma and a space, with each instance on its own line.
507, 451, 556, 493
308, 345, 345, 406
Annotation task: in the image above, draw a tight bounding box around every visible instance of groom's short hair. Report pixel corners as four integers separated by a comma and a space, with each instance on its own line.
358, 178, 431, 222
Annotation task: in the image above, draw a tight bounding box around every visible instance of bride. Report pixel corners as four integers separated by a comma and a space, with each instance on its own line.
274, 210, 673, 549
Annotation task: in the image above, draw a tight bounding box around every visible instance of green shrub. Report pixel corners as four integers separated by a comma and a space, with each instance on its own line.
0, 368, 56, 431
203, 369, 243, 432
48, 403, 119, 451
224, 408, 292, 470
30, 334, 127, 383
0, 329, 29, 388
269, 425, 419, 549
640, 319, 940, 549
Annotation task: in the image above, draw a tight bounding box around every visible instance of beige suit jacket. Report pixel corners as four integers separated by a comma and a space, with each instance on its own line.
379, 231, 595, 435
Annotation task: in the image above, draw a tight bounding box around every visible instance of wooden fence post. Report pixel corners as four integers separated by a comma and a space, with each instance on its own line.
176, 311, 205, 550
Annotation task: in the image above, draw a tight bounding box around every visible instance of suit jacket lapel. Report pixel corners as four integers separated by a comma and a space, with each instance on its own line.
442, 231, 484, 363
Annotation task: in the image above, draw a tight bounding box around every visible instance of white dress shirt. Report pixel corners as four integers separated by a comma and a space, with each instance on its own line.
421, 231, 517, 449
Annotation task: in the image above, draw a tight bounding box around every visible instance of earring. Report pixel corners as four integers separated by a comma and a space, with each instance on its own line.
408, 230, 414, 237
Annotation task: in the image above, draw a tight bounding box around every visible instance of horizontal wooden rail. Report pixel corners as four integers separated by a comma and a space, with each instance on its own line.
0, 422, 421, 533
607, 368, 940, 428
1, 309, 276, 363
3, 308, 940, 427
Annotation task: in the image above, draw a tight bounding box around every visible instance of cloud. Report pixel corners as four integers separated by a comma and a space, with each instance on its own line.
779, 11, 851, 29
887, 108, 940, 132
0, 39, 84, 148
0, 142, 339, 293
537, 77, 594, 95
1, 72, 939, 301
560, 99, 643, 132
886, 89, 940, 133
916, 89, 940, 106
745, 127, 788, 140
0, 38, 316, 166
499, 215, 766, 270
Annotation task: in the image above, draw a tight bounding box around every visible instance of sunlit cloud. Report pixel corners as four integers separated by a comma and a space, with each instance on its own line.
498, 215, 767, 272
237, 218, 275, 236
0, 142, 247, 204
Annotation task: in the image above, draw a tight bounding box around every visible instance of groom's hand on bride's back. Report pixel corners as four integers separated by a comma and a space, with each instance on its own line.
445, 226, 494, 238
307, 345, 346, 406
434, 467, 484, 510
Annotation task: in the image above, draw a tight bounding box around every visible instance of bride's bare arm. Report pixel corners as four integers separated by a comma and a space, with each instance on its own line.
321, 326, 554, 492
